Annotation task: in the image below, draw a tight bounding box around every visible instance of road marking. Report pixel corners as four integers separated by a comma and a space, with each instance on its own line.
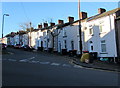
73, 65, 83, 68
30, 60, 39, 63
62, 64, 71, 67
39, 62, 50, 64
29, 57, 35, 60
8, 59, 16, 62
7, 52, 14, 54
19, 59, 28, 62
51, 63, 60, 66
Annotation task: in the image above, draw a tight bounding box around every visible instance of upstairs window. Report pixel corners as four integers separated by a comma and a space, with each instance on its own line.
99, 21, 104, 33
99, 25, 104, 33
89, 25, 93, 35
63, 28, 67, 37
89, 28, 93, 35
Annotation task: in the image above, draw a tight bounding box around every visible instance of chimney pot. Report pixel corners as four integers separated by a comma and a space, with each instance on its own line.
98, 8, 106, 14
68, 16, 74, 23
80, 12, 87, 19
44, 23, 48, 28
38, 24, 42, 29
58, 20, 64, 24
50, 23, 55, 26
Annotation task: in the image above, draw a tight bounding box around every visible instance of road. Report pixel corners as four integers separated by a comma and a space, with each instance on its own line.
2, 48, 120, 86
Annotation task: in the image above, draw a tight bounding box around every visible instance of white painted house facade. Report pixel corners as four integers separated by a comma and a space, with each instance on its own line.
57, 20, 79, 54
22, 33, 29, 46
83, 8, 120, 59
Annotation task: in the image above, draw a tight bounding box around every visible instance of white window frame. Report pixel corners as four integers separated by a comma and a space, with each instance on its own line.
63, 28, 67, 37
99, 21, 104, 33
101, 40, 107, 53
89, 25, 93, 35
89, 28, 93, 35
64, 40, 67, 49
99, 24, 104, 33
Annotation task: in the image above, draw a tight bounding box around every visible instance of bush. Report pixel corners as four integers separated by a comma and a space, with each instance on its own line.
80, 53, 90, 63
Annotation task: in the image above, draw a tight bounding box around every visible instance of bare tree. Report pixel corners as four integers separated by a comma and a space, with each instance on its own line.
47, 26, 62, 51
19, 21, 34, 31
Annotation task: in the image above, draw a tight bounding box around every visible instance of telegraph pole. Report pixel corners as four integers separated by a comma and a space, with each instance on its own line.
78, 0, 82, 56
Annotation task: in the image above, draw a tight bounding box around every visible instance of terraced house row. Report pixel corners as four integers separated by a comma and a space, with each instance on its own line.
3, 8, 120, 63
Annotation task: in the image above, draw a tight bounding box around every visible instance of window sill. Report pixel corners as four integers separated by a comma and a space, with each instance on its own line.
89, 34, 94, 36
99, 32, 107, 35
100, 52, 108, 54
63, 36, 67, 38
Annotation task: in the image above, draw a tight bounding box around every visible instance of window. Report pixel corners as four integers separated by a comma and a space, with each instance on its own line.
89, 28, 93, 35
64, 40, 67, 49
89, 41, 93, 52
89, 25, 93, 35
99, 21, 104, 33
63, 29, 67, 37
71, 41, 74, 50
101, 40, 106, 52
99, 25, 103, 33
43, 32, 46, 36
64, 30, 66, 36
91, 46, 93, 51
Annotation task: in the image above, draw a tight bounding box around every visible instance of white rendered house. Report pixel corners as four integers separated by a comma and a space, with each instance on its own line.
83, 8, 120, 60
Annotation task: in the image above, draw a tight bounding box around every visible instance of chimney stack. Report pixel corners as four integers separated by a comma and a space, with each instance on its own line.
98, 8, 106, 14
80, 12, 87, 19
50, 23, 55, 26
43, 23, 48, 28
58, 20, 64, 24
68, 16, 74, 23
38, 24, 42, 29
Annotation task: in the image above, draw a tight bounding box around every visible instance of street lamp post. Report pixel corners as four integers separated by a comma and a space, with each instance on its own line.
2, 14, 9, 39
29, 22, 32, 47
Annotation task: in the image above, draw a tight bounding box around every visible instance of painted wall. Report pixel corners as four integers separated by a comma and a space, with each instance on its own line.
84, 13, 117, 57
57, 23, 80, 54
22, 34, 29, 46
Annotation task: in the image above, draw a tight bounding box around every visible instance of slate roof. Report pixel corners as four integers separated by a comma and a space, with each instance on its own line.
86, 8, 120, 22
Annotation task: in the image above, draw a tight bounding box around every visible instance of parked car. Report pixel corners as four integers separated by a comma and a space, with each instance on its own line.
0, 43, 7, 49
22, 45, 33, 51
20, 45, 25, 49
14, 44, 21, 49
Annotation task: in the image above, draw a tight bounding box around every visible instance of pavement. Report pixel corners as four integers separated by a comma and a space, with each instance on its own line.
33, 51, 120, 73
30, 50, 120, 72
69, 56, 120, 73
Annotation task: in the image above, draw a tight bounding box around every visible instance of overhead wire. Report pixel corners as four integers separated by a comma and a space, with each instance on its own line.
20, 2, 30, 22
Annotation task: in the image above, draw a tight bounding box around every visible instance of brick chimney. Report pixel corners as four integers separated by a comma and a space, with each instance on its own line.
58, 20, 64, 24
80, 12, 87, 19
38, 24, 42, 29
68, 16, 74, 23
50, 23, 55, 26
43, 23, 48, 28
98, 8, 106, 14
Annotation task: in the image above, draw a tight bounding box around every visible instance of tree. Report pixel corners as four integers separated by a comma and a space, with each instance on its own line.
19, 22, 34, 32
19, 22, 34, 47
47, 25, 63, 51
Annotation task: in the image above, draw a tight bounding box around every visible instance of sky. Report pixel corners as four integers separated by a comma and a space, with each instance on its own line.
1, 2, 119, 38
